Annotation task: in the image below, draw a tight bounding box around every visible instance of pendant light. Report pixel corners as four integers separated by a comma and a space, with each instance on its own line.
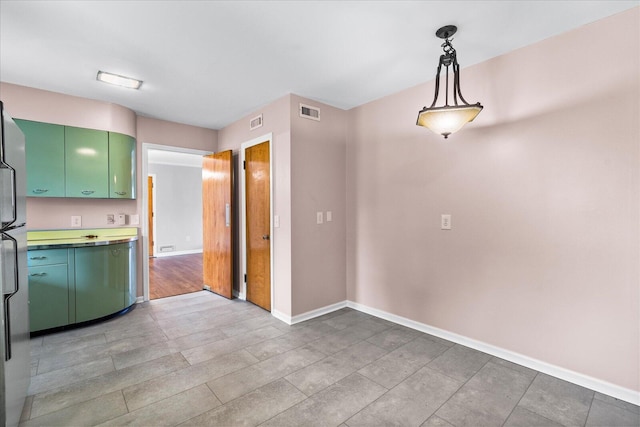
416, 25, 482, 138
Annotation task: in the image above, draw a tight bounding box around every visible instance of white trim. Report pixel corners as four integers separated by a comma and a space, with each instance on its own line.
154, 249, 203, 258
240, 133, 274, 313
135, 296, 144, 304
291, 301, 347, 325
271, 309, 292, 325
148, 173, 157, 258
233, 289, 246, 300
141, 143, 212, 302
346, 300, 640, 406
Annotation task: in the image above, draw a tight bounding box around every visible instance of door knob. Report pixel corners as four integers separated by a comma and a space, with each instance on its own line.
262, 234, 270, 240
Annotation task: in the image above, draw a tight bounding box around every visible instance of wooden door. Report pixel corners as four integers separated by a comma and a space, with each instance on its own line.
147, 176, 154, 257
203, 151, 233, 299
245, 141, 271, 311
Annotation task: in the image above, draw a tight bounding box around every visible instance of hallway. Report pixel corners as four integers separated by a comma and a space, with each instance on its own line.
149, 253, 203, 300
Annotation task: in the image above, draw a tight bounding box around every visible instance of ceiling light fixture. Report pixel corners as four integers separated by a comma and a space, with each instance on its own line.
96, 71, 142, 89
417, 25, 482, 138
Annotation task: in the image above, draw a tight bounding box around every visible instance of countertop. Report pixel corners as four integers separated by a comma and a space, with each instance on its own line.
27, 228, 139, 250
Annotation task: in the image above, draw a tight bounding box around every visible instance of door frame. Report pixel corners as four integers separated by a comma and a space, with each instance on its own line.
141, 143, 212, 302
239, 133, 273, 311
148, 173, 157, 258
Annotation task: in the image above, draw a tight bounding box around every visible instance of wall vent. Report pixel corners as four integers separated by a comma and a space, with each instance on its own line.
250, 114, 263, 130
299, 103, 320, 121
159, 245, 175, 252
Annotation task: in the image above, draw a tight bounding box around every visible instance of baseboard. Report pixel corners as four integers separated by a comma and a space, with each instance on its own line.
271, 301, 347, 325
135, 296, 144, 304
154, 249, 203, 258
271, 309, 292, 325
347, 300, 639, 406
233, 289, 246, 300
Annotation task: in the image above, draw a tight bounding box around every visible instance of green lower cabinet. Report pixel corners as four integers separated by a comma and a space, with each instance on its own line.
29, 265, 69, 331
74, 242, 136, 323
124, 242, 137, 307
28, 249, 72, 333
28, 243, 136, 331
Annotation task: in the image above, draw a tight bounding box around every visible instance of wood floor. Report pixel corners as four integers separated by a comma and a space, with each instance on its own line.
149, 253, 203, 300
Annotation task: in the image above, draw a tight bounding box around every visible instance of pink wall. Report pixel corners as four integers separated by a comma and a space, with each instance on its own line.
218, 95, 293, 316
290, 95, 347, 315
347, 8, 639, 392
218, 94, 349, 318
0, 83, 136, 136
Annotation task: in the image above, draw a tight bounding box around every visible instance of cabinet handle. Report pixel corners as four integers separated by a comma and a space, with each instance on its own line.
32, 189, 49, 194
115, 191, 127, 196
29, 256, 47, 260
29, 273, 47, 277
81, 190, 95, 195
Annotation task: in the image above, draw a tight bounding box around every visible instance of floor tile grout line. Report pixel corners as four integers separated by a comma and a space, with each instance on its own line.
426, 352, 494, 427
583, 391, 597, 427
500, 371, 539, 427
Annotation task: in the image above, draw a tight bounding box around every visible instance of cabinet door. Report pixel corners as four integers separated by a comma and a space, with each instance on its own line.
124, 242, 137, 307
75, 245, 125, 322
15, 119, 65, 197
65, 126, 109, 198
109, 132, 136, 199
28, 264, 69, 332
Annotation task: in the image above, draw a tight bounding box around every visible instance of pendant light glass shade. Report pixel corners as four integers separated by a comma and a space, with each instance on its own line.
417, 104, 482, 138
417, 25, 482, 138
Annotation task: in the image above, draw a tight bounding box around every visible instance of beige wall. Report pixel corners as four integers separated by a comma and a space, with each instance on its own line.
346, 8, 639, 392
218, 95, 293, 316
0, 83, 218, 296
290, 94, 347, 315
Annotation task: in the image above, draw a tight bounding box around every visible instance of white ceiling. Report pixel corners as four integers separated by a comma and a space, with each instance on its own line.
1, 1, 636, 130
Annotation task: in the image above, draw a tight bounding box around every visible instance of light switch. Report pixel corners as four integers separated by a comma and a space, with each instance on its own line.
326, 211, 332, 222
130, 214, 140, 225
71, 216, 81, 228
107, 214, 115, 225
316, 212, 323, 224
441, 214, 452, 230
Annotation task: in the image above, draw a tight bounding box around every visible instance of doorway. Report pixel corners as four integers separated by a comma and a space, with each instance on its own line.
141, 144, 212, 301
241, 134, 273, 311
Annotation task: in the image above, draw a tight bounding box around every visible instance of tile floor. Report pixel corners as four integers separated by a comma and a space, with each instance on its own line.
21, 291, 639, 426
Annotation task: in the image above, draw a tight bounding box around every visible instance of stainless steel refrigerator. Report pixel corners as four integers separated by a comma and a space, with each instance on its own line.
0, 101, 30, 427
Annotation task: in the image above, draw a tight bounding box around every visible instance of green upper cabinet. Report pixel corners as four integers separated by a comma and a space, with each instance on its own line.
109, 132, 136, 199
15, 119, 66, 197
65, 126, 109, 198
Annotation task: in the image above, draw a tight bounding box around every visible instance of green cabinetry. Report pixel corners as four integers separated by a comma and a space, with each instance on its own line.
27, 249, 74, 332
28, 241, 137, 333
15, 119, 66, 197
109, 132, 136, 199
74, 242, 136, 323
65, 126, 109, 198
15, 119, 136, 199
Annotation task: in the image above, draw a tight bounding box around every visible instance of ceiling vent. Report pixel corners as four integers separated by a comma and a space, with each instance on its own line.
249, 114, 263, 130
299, 103, 320, 121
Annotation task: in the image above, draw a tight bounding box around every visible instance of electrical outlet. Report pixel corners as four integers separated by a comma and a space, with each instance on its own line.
326, 211, 332, 222
441, 214, 452, 230
107, 214, 115, 225
116, 214, 126, 225
71, 216, 82, 228
316, 212, 323, 224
